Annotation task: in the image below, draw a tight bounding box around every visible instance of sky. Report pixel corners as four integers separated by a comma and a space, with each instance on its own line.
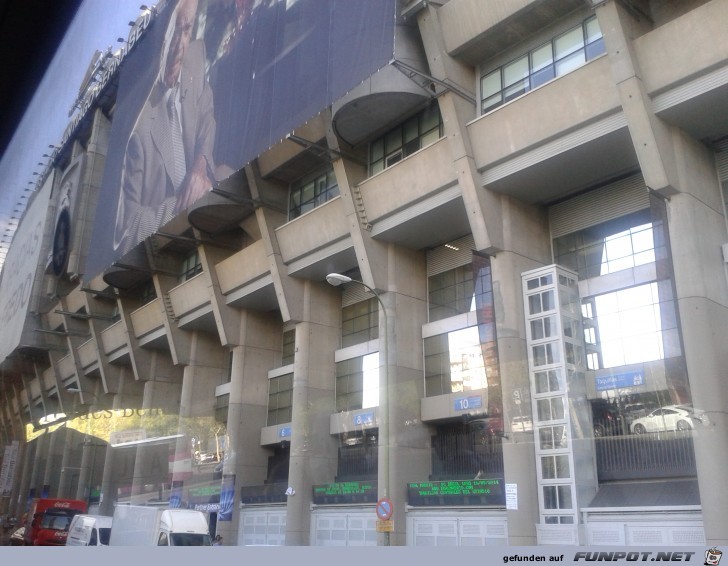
0, 0, 145, 272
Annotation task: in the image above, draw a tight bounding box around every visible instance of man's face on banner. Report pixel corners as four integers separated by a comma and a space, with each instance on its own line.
163, 0, 197, 88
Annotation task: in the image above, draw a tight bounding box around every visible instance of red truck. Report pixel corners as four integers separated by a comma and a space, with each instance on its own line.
23, 498, 88, 546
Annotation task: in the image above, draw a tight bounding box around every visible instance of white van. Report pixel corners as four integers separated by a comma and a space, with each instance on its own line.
66, 514, 113, 546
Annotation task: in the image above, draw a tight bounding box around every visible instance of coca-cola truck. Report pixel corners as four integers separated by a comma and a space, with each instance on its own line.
23, 498, 88, 546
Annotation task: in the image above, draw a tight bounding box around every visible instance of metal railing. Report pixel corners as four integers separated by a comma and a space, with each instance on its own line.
430, 429, 504, 480
595, 430, 697, 481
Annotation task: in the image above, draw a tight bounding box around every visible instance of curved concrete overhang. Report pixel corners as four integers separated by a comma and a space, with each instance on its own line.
102, 244, 151, 290
187, 169, 256, 236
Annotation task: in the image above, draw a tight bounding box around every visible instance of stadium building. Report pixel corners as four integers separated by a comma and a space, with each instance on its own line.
1, 0, 727, 547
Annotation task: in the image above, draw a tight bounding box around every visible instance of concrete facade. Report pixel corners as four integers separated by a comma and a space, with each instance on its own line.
1, 0, 727, 547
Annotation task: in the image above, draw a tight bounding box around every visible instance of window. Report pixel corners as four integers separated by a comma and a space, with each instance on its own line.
369, 103, 443, 175
336, 353, 379, 412
281, 329, 296, 366
553, 209, 655, 281
581, 281, 681, 370
543, 484, 573, 510
267, 373, 293, 426
541, 455, 570, 479
424, 326, 488, 397
342, 298, 379, 348
289, 167, 339, 220
480, 16, 605, 113
180, 250, 202, 282
140, 280, 156, 304
428, 265, 475, 322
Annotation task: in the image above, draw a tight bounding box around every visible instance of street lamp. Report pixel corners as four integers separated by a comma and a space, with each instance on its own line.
326, 273, 391, 546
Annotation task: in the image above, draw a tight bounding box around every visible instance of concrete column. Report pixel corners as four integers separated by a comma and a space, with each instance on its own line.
57, 426, 75, 498
492, 198, 552, 545
285, 281, 340, 546
659, 131, 728, 545
381, 245, 430, 546
170, 331, 228, 507
130, 376, 182, 502
99, 368, 144, 516
42, 425, 65, 498
598, 0, 728, 544
217, 310, 281, 545
29, 431, 50, 499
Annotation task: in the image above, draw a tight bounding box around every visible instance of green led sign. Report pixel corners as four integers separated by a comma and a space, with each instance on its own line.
407, 479, 505, 506
312, 481, 378, 504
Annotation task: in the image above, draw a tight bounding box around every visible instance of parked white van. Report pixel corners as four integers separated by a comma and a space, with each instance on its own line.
66, 514, 113, 546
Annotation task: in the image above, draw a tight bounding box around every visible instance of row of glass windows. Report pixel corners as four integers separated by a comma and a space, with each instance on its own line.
285, 104, 444, 220
480, 16, 605, 114
288, 167, 339, 220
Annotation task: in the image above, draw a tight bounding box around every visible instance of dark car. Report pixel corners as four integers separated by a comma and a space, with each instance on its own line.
591, 400, 624, 437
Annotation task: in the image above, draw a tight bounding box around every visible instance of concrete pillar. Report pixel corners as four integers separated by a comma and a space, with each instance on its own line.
381, 245, 430, 546
14, 440, 35, 518
130, 377, 182, 502
99, 369, 144, 516
217, 310, 281, 545
29, 431, 50, 499
170, 331, 228, 507
659, 131, 728, 545
598, 0, 728, 544
492, 198, 552, 545
57, 426, 75, 498
285, 281, 340, 546
42, 425, 65, 498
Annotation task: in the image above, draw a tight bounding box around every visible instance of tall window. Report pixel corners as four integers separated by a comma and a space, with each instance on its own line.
342, 298, 379, 348
428, 265, 475, 322
179, 250, 202, 282
281, 329, 296, 366
369, 103, 443, 175
289, 167, 339, 220
336, 353, 380, 412
267, 373, 293, 426
424, 326, 487, 397
553, 209, 655, 281
480, 16, 605, 114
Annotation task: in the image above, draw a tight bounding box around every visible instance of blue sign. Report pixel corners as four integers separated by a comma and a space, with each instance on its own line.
353, 411, 374, 426
279, 426, 291, 438
454, 396, 483, 411
218, 474, 236, 522
595, 371, 644, 391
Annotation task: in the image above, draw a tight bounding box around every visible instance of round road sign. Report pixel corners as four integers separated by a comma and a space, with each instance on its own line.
376, 497, 393, 521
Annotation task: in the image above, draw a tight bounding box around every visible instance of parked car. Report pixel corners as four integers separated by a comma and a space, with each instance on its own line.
622, 402, 657, 428
630, 405, 704, 434
591, 400, 624, 437
511, 416, 533, 432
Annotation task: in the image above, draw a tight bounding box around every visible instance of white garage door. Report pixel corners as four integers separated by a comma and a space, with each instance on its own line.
312, 509, 377, 546
238, 507, 287, 546
408, 514, 508, 546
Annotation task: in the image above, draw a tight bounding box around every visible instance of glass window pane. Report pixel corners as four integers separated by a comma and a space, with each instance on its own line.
554, 26, 584, 61
503, 56, 529, 87
481, 70, 501, 98
531, 43, 553, 73
585, 17, 602, 43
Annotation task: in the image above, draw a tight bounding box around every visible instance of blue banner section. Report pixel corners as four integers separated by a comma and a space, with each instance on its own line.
218, 473, 235, 522
169, 480, 183, 509
85, 0, 396, 280
595, 371, 644, 391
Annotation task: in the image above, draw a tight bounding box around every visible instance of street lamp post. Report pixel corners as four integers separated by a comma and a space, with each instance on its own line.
326, 273, 391, 546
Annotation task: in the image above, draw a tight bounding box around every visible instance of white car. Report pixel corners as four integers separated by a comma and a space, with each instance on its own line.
630, 405, 703, 434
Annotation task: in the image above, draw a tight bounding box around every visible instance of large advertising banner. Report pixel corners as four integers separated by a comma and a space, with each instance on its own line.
85, 0, 396, 280
0, 174, 53, 363
0, 440, 20, 496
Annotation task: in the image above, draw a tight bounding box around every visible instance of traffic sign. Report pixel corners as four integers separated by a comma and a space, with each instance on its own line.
376, 497, 393, 521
